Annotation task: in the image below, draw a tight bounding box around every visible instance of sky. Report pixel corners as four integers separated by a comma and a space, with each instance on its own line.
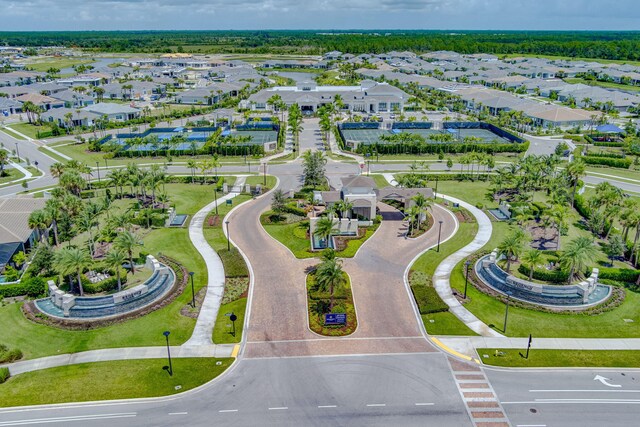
1, 0, 639, 31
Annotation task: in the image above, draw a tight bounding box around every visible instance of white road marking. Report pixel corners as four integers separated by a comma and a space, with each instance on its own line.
317, 405, 337, 408
218, 409, 238, 413
268, 407, 288, 411
0, 413, 137, 426
529, 390, 640, 393
503, 399, 640, 405
366, 403, 386, 407
168, 412, 188, 415
415, 403, 435, 406
516, 424, 547, 427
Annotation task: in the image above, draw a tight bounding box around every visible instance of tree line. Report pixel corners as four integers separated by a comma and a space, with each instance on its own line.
3, 31, 640, 61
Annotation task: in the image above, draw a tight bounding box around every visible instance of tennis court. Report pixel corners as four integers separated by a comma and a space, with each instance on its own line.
235, 130, 278, 146
342, 127, 509, 146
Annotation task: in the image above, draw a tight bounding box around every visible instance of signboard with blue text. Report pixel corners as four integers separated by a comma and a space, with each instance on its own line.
324, 313, 347, 325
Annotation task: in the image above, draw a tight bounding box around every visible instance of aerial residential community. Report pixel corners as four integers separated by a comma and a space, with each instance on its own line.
1, 6, 640, 427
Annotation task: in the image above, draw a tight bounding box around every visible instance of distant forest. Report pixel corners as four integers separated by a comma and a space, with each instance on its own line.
2, 31, 640, 61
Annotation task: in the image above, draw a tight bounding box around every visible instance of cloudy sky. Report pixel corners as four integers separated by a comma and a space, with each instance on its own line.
1, 0, 638, 31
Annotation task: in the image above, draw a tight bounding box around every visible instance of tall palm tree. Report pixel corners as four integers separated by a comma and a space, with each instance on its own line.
314, 217, 336, 248
560, 236, 598, 284
55, 247, 91, 296
521, 249, 543, 281
28, 209, 50, 243
566, 159, 586, 208
104, 249, 127, 291
187, 159, 197, 184
498, 230, 527, 273
77, 210, 98, 257
114, 230, 140, 274
412, 193, 432, 226
315, 258, 347, 312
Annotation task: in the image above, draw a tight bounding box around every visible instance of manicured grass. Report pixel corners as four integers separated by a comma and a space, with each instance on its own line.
212, 298, 246, 344
7, 123, 49, 140
435, 180, 492, 208
564, 77, 640, 93
262, 215, 379, 259
422, 312, 477, 336
245, 174, 276, 190
307, 271, 357, 336
0, 168, 24, 185
0, 358, 232, 407
586, 167, 640, 183
370, 174, 391, 188
38, 146, 69, 163
478, 348, 640, 368
0, 127, 26, 140
24, 58, 95, 72
0, 182, 229, 359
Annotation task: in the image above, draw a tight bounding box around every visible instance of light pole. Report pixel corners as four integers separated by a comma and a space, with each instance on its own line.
434, 176, 439, 199
104, 158, 108, 169
14, 142, 20, 161
225, 220, 230, 251
464, 260, 471, 300
163, 331, 173, 376
213, 185, 219, 216
96, 161, 101, 183
437, 220, 443, 252
263, 162, 267, 186
367, 160, 371, 176
503, 292, 512, 333
189, 271, 195, 308
34, 161, 39, 171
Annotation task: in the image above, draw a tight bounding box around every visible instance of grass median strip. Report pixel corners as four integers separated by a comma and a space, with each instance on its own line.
0, 358, 233, 407
477, 348, 640, 368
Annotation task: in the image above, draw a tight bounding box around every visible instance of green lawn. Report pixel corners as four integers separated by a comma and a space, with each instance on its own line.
7, 123, 50, 140
212, 298, 247, 344
38, 147, 69, 164
370, 174, 392, 188
0, 168, 24, 185
0, 358, 232, 407
435, 180, 492, 207
586, 167, 640, 183
0, 182, 230, 359
564, 77, 640, 93
422, 312, 477, 336
245, 174, 277, 190
24, 58, 95, 72
0, 127, 26, 140
478, 348, 640, 368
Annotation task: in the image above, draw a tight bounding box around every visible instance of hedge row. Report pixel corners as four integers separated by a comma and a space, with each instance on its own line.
0, 277, 46, 298
518, 264, 569, 283
81, 268, 129, 294
587, 151, 625, 159
354, 141, 529, 155
411, 284, 449, 314
598, 268, 640, 283
583, 156, 632, 168
593, 141, 624, 147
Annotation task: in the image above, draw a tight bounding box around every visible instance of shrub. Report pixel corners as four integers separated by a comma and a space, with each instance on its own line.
411, 284, 449, 314
82, 269, 128, 294
0, 367, 9, 384
583, 156, 632, 169
79, 190, 95, 199
0, 348, 23, 363
518, 264, 569, 283
598, 268, 640, 283
22, 277, 47, 298
283, 203, 306, 217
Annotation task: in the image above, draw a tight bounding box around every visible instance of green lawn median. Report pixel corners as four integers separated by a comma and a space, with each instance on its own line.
478, 348, 640, 368
0, 358, 233, 407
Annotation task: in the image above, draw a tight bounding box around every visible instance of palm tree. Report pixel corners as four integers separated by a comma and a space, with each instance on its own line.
521, 249, 543, 281
187, 159, 197, 184
412, 193, 432, 226
315, 258, 346, 311
498, 230, 527, 273
566, 159, 586, 208
55, 247, 91, 296
560, 236, 598, 284
28, 209, 50, 243
104, 249, 127, 291
405, 205, 421, 236
114, 230, 140, 274
77, 210, 98, 257
314, 217, 336, 248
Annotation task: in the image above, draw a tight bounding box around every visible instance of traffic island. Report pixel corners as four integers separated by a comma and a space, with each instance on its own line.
306, 267, 357, 337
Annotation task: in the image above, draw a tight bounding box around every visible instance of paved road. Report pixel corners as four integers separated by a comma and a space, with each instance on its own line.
0, 354, 473, 427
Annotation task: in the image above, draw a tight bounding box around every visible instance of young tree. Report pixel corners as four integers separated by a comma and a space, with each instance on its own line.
114, 230, 140, 274
315, 258, 347, 312
521, 249, 543, 281
560, 236, 598, 284
104, 249, 127, 292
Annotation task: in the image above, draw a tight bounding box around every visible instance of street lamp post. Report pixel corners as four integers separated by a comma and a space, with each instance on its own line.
503, 292, 512, 333
34, 161, 39, 171
163, 331, 173, 376
225, 220, 230, 251
96, 161, 101, 183
213, 185, 219, 216
464, 260, 471, 300
367, 160, 371, 176
437, 220, 443, 252
189, 271, 195, 308
434, 176, 439, 199
14, 142, 20, 161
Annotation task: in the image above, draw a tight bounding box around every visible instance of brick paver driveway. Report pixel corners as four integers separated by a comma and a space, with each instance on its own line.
228, 178, 457, 358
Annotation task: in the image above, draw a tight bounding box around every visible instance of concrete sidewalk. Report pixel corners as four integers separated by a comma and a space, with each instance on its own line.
439, 336, 640, 359
2, 345, 237, 376
183, 176, 246, 346
434, 195, 503, 338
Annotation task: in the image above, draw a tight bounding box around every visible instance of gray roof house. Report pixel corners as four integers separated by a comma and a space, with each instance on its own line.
83, 103, 140, 122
